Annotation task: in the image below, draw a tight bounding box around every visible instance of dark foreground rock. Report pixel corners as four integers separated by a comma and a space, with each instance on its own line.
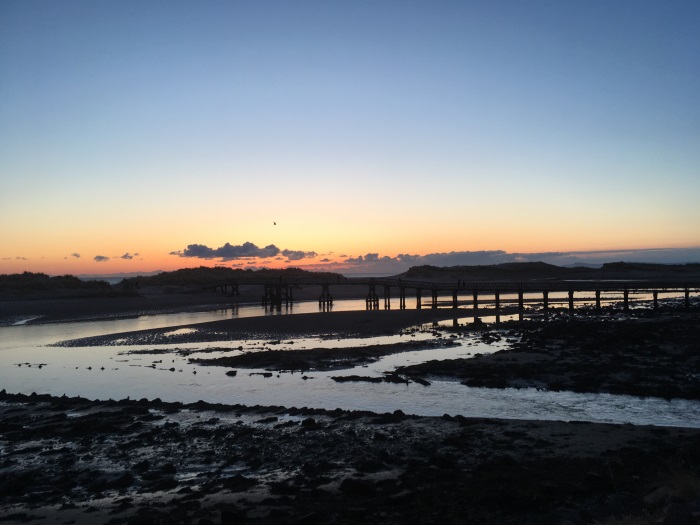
1, 391, 699, 524
398, 310, 700, 400
189, 339, 457, 372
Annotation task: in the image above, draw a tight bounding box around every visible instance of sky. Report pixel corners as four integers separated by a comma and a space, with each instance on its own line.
1, 1, 699, 276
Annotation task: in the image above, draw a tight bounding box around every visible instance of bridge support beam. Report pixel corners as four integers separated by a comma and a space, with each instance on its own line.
596, 290, 601, 310
653, 291, 658, 310
495, 291, 500, 312
223, 283, 239, 296
623, 288, 629, 311
686, 288, 690, 309
399, 286, 406, 309
319, 284, 333, 310
431, 290, 438, 309
568, 290, 574, 312
416, 289, 422, 310
263, 284, 287, 310
366, 284, 379, 310
384, 285, 391, 310
518, 291, 524, 311
453, 290, 458, 309
543, 291, 549, 311
473, 291, 478, 311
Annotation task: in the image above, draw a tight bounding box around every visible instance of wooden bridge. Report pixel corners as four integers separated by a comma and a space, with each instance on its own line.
206, 276, 699, 312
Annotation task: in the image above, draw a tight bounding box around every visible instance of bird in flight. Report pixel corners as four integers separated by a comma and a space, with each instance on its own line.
273, 222, 277, 225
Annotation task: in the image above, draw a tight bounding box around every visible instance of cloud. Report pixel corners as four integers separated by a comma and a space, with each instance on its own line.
171, 242, 281, 261
336, 247, 700, 274
171, 242, 318, 262
120, 253, 134, 260
71, 253, 80, 259
281, 249, 317, 261
94, 255, 110, 262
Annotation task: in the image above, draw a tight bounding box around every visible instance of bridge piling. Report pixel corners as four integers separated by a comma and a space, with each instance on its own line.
319, 284, 333, 309
366, 283, 379, 310
209, 278, 697, 315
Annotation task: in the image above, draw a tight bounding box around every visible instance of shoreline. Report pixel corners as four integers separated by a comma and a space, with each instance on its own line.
2, 390, 700, 524
2, 293, 700, 523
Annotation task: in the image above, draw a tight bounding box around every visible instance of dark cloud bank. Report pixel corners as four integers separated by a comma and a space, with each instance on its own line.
170, 241, 700, 274
341, 248, 700, 274
171, 242, 317, 263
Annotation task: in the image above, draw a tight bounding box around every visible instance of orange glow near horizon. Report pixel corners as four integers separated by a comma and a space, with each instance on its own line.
2, 239, 700, 277
2, 3, 699, 277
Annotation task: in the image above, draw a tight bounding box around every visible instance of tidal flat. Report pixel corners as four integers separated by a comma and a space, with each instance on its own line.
1, 288, 700, 524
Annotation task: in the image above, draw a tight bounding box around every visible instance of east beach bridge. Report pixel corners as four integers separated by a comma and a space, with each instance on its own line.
206, 277, 700, 313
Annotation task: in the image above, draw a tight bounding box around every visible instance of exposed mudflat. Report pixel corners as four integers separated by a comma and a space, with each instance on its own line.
51, 309, 466, 346
3, 288, 700, 524
188, 339, 458, 372
396, 310, 700, 400
2, 391, 700, 525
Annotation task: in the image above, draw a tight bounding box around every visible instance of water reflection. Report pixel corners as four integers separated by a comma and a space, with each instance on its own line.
1, 295, 698, 428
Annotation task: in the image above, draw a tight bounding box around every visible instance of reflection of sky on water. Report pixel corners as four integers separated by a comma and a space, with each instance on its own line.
1, 298, 698, 428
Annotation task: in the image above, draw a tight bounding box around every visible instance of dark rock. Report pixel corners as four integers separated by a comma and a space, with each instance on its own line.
662, 502, 695, 525
222, 475, 258, 493
340, 478, 376, 498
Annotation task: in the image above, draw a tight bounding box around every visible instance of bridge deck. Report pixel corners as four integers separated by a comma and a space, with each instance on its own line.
207, 276, 700, 293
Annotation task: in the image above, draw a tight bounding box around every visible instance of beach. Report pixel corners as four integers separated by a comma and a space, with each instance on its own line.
1, 290, 700, 524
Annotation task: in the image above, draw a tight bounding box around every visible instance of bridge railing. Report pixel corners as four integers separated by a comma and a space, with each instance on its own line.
206, 277, 699, 293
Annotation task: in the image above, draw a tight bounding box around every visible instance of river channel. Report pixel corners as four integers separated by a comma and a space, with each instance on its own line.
1, 295, 698, 428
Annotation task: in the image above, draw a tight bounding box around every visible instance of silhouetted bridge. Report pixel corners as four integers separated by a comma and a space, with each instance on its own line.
206, 277, 699, 312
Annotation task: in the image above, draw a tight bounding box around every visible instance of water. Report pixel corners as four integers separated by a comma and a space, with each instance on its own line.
1, 296, 698, 428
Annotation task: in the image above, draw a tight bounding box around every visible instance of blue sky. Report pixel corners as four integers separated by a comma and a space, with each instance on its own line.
1, 1, 699, 275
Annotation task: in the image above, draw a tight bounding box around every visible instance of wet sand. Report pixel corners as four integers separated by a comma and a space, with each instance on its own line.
2, 391, 699, 525
2, 293, 700, 523
398, 309, 700, 401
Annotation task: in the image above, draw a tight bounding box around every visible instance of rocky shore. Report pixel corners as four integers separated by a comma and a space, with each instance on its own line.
2, 283, 700, 524
2, 391, 699, 525
397, 309, 700, 401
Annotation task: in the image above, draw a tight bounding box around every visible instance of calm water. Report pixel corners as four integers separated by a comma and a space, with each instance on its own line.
1, 296, 698, 427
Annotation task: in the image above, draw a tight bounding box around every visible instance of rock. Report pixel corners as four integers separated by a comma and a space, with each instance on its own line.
662, 502, 695, 525
644, 486, 669, 508
222, 474, 257, 493
340, 478, 376, 498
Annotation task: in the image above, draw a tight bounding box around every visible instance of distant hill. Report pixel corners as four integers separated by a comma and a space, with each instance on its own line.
121, 266, 343, 289
400, 262, 585, 281
398, 262, 700, 282
0, 272, 115, 298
